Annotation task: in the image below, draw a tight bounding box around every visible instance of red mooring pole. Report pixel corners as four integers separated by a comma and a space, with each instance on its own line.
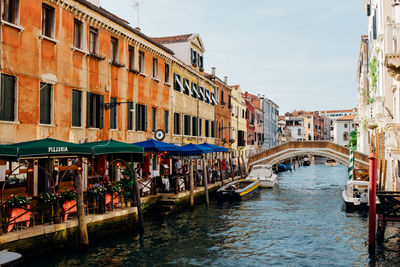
368, 153, 377, 253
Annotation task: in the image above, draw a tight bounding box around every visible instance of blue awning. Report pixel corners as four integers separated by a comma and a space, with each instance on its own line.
199, 143, 228, 152
178, 143, 213, 155
132, 139, 181, 152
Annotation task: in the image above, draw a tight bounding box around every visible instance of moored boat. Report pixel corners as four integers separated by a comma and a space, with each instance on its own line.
325, 159, 337, 166
217, 179, 260, 200
277, 163, 291, 172
342, 179, 380, 210
303, 157, 311, 166
247, 165, 277, 188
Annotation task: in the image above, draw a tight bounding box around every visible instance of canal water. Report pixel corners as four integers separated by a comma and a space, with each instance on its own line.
27, 164, 400, 266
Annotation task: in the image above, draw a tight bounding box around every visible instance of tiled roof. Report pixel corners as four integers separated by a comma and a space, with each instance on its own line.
337, 114, 355, 121
152, 34, 194, 44
74, 0, 174, 55
320, 109, 355, 114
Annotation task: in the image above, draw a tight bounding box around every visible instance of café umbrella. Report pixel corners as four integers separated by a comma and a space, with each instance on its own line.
198, 143, 228, 153
132, 139, 181, 153
11, 137, 92, 158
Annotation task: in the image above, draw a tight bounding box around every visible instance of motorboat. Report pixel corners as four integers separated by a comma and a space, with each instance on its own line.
325, 159, 337, 166
247, 165, 277, 188
342, 179, 380, 209
217, 179, 260, 200
277, 163, 291, 172
303, 157, 311, 166
342, 180, 369, 209
0, 250, 24, 266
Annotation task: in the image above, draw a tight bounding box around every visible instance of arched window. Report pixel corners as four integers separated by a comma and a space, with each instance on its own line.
343, 131, 349, 141
308, 133, 311, 140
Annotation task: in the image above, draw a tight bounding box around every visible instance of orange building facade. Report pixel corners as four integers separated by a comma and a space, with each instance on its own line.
0, 0, 174, 144
206, 72, 232, 149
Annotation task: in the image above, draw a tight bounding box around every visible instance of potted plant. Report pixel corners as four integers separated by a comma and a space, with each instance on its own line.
40, 192, 59, 223
5, 195, 31, 232
6, 194, 28, 209
88, 184, 106, 213
105, 182, 122, 209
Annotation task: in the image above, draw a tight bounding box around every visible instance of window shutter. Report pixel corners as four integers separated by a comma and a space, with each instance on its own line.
86, 93, 91, 127
144, 105, 148, 131
99, 94, 104, 129
135, 103, 139, 131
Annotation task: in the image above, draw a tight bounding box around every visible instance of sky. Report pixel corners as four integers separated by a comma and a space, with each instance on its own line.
100, 0, 366, 114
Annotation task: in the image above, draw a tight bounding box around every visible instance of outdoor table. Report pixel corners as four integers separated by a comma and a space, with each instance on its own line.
7, 206, 32, 232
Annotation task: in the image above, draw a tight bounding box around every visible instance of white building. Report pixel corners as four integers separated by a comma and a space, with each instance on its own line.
285, 117, 305, 141
333, 115, 355, 147
262, 98, 279, 149
319, 109, 356, 141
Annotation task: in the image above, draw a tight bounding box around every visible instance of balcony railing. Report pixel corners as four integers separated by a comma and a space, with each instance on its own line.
385, 23, 400, 72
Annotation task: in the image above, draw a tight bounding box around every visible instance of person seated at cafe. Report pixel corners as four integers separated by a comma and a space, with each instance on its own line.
221, 159, 227, 171
182, 162, 188, 174
174, 160, 183, 175
135, 164, 142, 179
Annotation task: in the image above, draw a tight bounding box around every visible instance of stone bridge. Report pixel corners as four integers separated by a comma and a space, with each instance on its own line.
248, 141, 369, 169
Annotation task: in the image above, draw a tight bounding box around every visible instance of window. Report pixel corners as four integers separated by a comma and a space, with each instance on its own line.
199, 55, 204, 69
191, 48, 197, 65
174, 113, 180, 135
152, 107, 157, 132
110, 97, 117, 129
110, 37, 118, 63
128, 46, 135, 70
183, 78, 190, 95
89, 27, 98, 55
344, 123, 348, 128
164, 110, 169, 133
221, 90, 225, 105
135, 104, 147, 131
211, 121, 215, 138
205, 120, 209, 137
343, 132, 349, 141
238, 130, 245, 147
2, 0, 19, 25
87, 92, 104, 128
73, 19, 83, 49
199, 119, 202, 136
41, 4, 55, 38
165, 63, 170, 83
152, 58, 158, 79
308, 123, 310, 129
127, 101, 134, 130
184, 115, 191, 136
39, 83, 52, 124
191, 82, 198, 98
174, 73, 182, 92
139, 51, 145, 73
0, 74, 16, 121
297, 128, 301, 136
72, 90, 82, 127
192, 117, 197, 136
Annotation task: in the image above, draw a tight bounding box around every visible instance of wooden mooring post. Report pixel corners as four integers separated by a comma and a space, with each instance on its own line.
368, 153, 377, 254
75, 173, 89, 247
203, 158, 209, 207
229, 152, 234, 181
133, 167, 144, 233
189, 159, 194, 208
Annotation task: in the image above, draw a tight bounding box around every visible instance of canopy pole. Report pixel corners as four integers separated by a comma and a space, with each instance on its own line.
238, 150, 243, 179
189, 159, 194, 208
218, 152, 223, 186
133, 165, 144, 233
241, 150, 247, 177
203, 158, 209, 207
229, 151, 234, 181
75, 172, 89, 248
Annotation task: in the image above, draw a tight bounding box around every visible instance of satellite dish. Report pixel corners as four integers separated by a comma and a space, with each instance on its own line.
154, 129, 165, 141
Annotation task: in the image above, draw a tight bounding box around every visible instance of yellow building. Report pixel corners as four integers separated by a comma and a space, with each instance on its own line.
230, 85, 247, 156
153, 34, 216, 145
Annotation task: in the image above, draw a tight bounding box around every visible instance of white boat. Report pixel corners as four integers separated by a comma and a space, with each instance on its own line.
325, 159, 337, 166
247, 165, 277, 188
342, 180, 369, 209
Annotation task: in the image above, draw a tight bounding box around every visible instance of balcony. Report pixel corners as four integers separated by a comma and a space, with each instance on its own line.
386, 123, 400, 152
385, 23, 400, 75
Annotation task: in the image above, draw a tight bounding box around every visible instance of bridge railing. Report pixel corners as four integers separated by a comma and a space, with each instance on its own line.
248, 141, 369, 166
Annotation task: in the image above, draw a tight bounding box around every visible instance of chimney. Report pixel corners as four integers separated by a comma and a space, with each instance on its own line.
135, 27, 141, 32
211, 67, 216, 76
224, 76, 228, 84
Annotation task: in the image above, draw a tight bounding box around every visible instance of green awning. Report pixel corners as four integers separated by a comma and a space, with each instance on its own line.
0, 144, 18, 160
12, 138, 93, 158
83, 139, 144, 155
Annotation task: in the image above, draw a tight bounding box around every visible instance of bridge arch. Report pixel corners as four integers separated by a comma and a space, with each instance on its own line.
248, 141, 369, 169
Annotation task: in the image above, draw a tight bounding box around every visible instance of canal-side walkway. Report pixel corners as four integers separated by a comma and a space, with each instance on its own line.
0, 176, 240, 253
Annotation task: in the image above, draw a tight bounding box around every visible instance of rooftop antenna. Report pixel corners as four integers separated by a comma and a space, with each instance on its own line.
133, 0, 140, 28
